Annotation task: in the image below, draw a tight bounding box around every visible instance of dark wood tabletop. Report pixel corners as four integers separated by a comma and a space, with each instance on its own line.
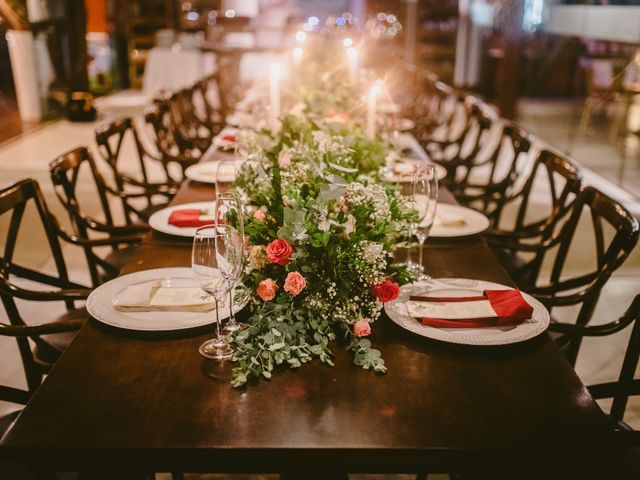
0, 173, 620, 475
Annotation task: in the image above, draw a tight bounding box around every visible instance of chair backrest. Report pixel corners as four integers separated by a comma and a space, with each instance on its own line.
537, 187, 639, 360
0, 179, 73, 394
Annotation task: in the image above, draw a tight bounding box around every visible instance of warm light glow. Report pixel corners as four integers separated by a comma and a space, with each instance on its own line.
369, 82, 382, 98
270, 62, 281, 80
343, 37, 353, 48
293, 47, 303, 60
295, 31, 307, 43
346, 47, 358, 60
225, 9, 236, 18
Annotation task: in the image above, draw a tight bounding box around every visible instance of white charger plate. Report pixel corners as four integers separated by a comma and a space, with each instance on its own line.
184, 160, 243, 184
87, 267, 246, 332
148, 201, 215, 238
429, 204, 490, 238
382, 161, 447, 183
384, 278, 550, 346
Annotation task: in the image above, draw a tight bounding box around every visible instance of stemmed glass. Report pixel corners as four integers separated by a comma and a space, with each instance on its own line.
215, 192, 245, 332
413, 165, 439, 281
215, 157, 239, 194
192, 224, 243, 360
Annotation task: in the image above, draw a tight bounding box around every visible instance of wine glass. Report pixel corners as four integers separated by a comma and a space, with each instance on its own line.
399, 173, 418, 270
215, 157, 239, 194
215, 192, 245, 332
413, 165, 438, 281
192, 224, 243, 360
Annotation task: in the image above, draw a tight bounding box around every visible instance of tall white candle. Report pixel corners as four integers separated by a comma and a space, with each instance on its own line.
269, 62, 281, 130
346, 47, 359, 87
366, 82, 381, 139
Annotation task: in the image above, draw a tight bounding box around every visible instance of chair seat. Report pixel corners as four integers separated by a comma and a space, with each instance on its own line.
33, 307, 88, 367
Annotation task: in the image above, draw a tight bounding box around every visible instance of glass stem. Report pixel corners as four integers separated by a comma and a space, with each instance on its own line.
418, 237, 425, 272
214, 298, 221, 340
228, 287, 236, 324
406, 227, 414, 265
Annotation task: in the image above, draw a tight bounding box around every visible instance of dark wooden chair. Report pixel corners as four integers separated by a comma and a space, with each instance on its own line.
144, 100, 201, 178
453, 122, 534, 225
412, 79, 457, 145
193, 73, 226, 134
167, 87, 214, 153
552, 295, 640, 432
529, 186, 640, 366
49, 147, 148, 287
427, 97, 497, 188
95, 117, 178, 222
0, 179, 89, 400
485, 149, 583, 289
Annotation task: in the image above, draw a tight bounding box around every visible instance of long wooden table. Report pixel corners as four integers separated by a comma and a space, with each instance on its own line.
0, 166, 622, 476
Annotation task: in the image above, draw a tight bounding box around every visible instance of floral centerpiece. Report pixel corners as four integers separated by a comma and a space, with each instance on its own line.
230, 115, 416, 386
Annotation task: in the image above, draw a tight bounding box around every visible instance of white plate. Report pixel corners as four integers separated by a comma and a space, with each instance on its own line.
382, 161, 447, 183
429, 204, 490, 238
185, 161, 243, 184
87, 268, 246, 332
148, 201, 215, 238
384, 278, 550, 345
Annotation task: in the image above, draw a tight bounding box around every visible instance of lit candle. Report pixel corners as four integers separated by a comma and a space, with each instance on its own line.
269, 63, 281, 131
346, 47, 359, 87
366, 82, 381, 139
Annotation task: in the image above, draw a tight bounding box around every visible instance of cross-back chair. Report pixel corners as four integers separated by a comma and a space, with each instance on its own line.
0, 179, 89, 400
429, 98, 497, 189
167, 87, 214, 152
453, 122, 534, 225
485, 149, 583, 289
49, 147, 148, 287
95, 117, 178, 221
412, 79, 455, 142
193, 73, 226, 133
528, 186, 639, 366
144, 100, 201, 177
551, 295, 640, 433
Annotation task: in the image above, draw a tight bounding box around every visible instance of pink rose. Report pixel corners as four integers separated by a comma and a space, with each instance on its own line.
278, 153, 292, 168
372, 280, 400, 302
256, 278, 278, 301
253, 209, 266, 222
284, 271, 306, 296
266, 238, 293, 266
354, 319, 372, 337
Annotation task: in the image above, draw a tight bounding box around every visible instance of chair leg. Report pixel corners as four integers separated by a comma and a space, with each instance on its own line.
577, 99, 593, 138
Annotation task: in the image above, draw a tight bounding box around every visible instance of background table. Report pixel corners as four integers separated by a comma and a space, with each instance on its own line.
0, 166, 621, 476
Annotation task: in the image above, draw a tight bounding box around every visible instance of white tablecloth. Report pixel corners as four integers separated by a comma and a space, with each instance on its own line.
143, 47, 216, 95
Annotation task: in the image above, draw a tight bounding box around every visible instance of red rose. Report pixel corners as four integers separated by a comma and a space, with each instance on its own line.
372, 280, 400, 302
266, 238, 293, 266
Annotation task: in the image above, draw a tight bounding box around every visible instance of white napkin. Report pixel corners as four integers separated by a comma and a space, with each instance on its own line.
113, 279, 215, 312
407, 298, 495, 320
434, 209, 467, 228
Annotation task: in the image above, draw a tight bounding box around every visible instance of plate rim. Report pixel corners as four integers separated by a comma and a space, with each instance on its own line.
384, 278, 550, 346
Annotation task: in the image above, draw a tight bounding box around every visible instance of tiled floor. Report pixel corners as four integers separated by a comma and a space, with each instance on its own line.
0, 94, 639, 479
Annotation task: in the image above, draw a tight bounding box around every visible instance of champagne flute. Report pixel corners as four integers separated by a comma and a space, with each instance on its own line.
413, 165, 438, 281
215, 192, 245, 332
192, 224, 243, 360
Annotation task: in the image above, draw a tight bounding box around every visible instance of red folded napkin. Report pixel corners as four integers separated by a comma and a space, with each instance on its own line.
167, 209, 214, 228
410, 289, 533, 329
222, 134, 236, 142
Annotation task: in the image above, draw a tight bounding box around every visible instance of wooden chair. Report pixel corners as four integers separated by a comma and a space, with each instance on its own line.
167, 87, 214, 153
49, 147, 148, 287
144, 100, 201, 178
453, 122, 534, 225
0, 179, 89, 398
429, 99, 497, 188
485, 149, 583, 289
551, 295, 640, 432
95, 117, 178, 222
193, 73, 227, 133
529, 186, 640, 366
412, 79, 456, 143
